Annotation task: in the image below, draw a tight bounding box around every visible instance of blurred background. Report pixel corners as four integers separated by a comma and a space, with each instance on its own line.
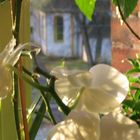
30, 0, 140, 139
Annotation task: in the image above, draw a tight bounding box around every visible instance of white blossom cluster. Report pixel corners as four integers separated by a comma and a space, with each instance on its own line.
47, 64, 140, 140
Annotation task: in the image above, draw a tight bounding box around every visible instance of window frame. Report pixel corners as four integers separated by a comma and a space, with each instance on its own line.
54, 15, 64, 42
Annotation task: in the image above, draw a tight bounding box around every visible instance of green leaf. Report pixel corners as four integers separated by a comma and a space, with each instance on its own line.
29, 101, 46, 140
27, 94, 41, 121
126, 68, 140, 75
130, 113, 140, 122
134, 101, 140, 112
130, 86, 140, 91
128, 58, 140, 68
134, 90, 140, 101
128, 77, 140, 83
123, 99, 135, 109
113, 0, 138, 19
75, 0, 96, 20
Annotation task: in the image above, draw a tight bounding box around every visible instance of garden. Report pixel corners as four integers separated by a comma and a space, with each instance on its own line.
0, 0, 140, 140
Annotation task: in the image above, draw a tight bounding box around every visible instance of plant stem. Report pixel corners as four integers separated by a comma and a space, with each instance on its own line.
18, 59, 30, 140
23, 67, 56, 140
49, 77, 71, 115
23, 67, 57, 124
29, 101, 46, 140
13, 72, 21, 140
11, 0, 22, 44
10, 0, 30, 139
35, 66, 52, 79
10, 0, 21, 139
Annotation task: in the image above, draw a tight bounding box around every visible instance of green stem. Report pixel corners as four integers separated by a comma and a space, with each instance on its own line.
29, 100, 46, 140
13, 72, 21, 140
23, 67, 57, 124
11, 0, 30, 139
35, 66, 53, 79
39, 88, 57, 125
49, 77, 71, 115
10, 0, 23, 139
31, 54, 71, 115
23, 69, 56, 140
27, 95, 41, 121
12, 66, 49, 91
32, 66, 71, 115
12, 0, 22, 44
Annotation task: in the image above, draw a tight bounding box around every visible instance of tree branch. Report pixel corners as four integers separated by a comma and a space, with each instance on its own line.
116, 0, 140, 40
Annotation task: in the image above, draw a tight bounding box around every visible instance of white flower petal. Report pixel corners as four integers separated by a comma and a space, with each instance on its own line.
47, 111, 100, 140
88, 64, 129, 112
67, 72, 92, 87
0, 38, 16, 65
51, 66, 83, 78
0, 38, 39, 66
55, 78, 81, 107
76, 88, 122, 113
6, 42, 38, 66
0, 65, 12, 99
100, 111, 140, 140
54, 64, 129, 113
51, 66, 70, 78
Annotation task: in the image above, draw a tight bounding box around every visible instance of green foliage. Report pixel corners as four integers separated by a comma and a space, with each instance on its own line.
123, 55, 140, 126
75, 0, 96, 20
113, 0, 138, 19
75, 0, 138, 20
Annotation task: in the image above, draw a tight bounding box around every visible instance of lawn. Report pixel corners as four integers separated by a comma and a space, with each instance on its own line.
36, 53, 90, 71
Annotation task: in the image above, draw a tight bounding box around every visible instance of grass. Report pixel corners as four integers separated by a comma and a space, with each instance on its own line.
36, 53, 90, 71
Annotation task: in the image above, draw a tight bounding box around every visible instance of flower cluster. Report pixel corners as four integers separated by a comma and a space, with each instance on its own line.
47, 64, 140, 140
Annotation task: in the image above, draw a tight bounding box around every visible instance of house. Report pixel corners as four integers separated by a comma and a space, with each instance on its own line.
31, 0, 81, 58
30, 0, 111, 64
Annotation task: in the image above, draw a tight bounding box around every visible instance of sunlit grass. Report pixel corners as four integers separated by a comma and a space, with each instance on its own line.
36, 53, 90, 71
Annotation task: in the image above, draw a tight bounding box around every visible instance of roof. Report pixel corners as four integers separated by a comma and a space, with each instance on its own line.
31, 0, 78, 13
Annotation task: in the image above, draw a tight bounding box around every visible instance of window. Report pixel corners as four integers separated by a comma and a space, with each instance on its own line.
54, 16, 64, 42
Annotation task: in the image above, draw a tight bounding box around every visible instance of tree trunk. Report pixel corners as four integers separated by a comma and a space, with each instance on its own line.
75, 14, 94, 66
95, 28, 102, 63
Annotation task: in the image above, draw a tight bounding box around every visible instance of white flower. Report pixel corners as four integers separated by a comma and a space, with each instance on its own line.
46, 64, 140, 140
47, 109, 140, 140
0, 38, 40, 99
51, 64, 129, 113
100, 108, 140, 140
47, 110, 100, 140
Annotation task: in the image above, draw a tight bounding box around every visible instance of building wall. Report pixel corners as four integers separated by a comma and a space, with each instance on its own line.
31, 10, 81, 58
46, 13, 71, 57
30, 10, 41, 44
111, 3, 140, 73
112, 44, 140, 73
